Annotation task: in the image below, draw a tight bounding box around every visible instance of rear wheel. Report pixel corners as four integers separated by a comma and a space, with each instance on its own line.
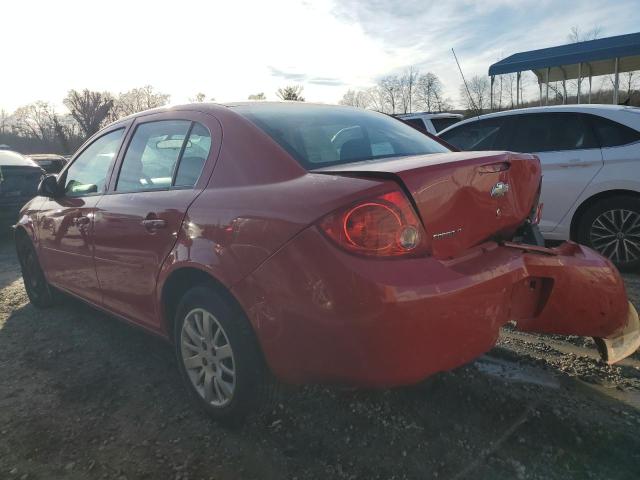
16, 236, 56, 308
576, 195, 640, 272
173, 285, 273, 422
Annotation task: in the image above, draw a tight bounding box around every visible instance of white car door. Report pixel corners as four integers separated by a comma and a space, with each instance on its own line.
508, 112, 603, 233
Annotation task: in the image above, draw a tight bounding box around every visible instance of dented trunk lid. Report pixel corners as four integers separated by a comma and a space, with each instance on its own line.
315, 151, 541, 259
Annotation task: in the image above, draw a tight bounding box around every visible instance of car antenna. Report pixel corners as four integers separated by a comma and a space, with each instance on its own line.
452, 48, 481, 119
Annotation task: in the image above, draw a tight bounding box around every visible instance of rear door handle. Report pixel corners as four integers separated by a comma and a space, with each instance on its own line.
142, 218, 167, 230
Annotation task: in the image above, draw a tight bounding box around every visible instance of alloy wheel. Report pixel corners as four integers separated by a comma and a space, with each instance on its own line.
589, 209, 640, 264
180, 308, 236, 407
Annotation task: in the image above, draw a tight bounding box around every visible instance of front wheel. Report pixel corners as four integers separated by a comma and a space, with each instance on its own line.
173, 286, 273, 422
576, 195, 640, 272
16, 236, 57, 308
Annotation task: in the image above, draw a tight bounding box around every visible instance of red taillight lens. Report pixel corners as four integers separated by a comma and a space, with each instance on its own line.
319, 190, 428, 257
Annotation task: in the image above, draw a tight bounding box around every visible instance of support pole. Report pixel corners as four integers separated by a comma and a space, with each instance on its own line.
546, 67, 550, 105
516, 71, 521, 107
577, 63, 582, 103
539, 82, 543, 106
490, 75, 495, 111
589, 75, 592, 103
613, 57, 620, 104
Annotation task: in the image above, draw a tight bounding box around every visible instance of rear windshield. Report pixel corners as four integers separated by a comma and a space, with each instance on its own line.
233, 104, 449, 169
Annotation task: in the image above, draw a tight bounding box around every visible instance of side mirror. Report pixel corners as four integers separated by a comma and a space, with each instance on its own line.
37, 174, 62, 198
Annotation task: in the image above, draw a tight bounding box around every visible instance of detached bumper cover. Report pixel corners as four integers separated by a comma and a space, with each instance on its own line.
233, 228, 636, 387
595, 302, 640, 365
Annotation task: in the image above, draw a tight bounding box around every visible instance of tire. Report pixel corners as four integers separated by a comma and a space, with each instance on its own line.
173, 285, 274, 422
16, 235, 57, 308
576, 195, 640, 272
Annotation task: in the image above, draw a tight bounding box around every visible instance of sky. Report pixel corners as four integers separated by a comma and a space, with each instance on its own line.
1, 0, 639, 113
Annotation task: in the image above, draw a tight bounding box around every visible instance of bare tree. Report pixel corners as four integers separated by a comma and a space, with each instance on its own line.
248, 92, 266, 100
568, 25, 602, 43
0, 109, 8, 135
111, 85, 170, 120
398, 67, 419, 114
339, 89, 371, 109
460, 76, 490, 114
190, 92, 207, 103
276, 85, 305, 101
415, 73, 446, 112
63, 89, 113, 137
567, 26, 601, 98
12, 101, 56, 140
379, 75, 402, 114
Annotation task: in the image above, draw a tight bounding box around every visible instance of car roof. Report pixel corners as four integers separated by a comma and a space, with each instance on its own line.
438, 104, 640, 134
106, 101, 351, 127
0, 150, 41, 167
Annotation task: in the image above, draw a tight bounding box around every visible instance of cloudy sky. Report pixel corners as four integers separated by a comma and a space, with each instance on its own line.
2, 0, 639, 112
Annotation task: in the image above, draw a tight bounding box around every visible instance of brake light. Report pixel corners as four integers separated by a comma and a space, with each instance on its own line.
319, 190, 428, 257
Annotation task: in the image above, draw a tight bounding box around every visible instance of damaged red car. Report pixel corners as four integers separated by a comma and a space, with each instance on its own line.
15, 103, 640, 420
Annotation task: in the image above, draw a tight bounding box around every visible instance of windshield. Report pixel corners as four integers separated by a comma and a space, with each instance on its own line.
233, 103, 449, 169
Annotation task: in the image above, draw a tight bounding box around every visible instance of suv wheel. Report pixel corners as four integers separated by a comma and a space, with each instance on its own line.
174, 285, 273, 422
576, 195, 640, 272
16, 236, 57, 308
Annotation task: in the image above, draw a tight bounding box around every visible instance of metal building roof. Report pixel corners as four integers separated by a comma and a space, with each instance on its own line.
488, 32, 640, 82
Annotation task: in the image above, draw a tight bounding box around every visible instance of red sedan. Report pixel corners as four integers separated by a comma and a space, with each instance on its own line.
15, 103, 640, 420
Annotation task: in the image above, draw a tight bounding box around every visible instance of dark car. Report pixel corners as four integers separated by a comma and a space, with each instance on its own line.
28, 154, 68, 174
15, 103, 639, 420
0, 150, 44, 230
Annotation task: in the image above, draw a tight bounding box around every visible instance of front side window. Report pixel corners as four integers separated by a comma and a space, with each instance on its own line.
116, 120, 211, 192
509, 113, 598, 153
64, 128, 124, 197
233, 104, 449, 169
439, 118, 506, 151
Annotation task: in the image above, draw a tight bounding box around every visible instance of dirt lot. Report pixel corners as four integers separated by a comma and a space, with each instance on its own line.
1, 233, 639, 480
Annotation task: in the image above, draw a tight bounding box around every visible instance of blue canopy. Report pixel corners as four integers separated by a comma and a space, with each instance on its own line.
489, 32, 640, 82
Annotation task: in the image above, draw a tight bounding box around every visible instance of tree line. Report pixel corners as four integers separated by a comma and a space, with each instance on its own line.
339, 68, 452, 114
0, 85, 307, 155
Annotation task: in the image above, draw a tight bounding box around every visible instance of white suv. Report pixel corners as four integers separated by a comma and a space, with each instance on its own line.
396, 112, 463, 134
439, 105, 640, 271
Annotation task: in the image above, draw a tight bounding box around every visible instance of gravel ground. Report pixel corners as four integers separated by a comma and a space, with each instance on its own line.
1, 233, 639, 480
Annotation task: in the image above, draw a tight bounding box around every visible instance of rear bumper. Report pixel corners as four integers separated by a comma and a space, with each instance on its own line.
232, 228, 633, 387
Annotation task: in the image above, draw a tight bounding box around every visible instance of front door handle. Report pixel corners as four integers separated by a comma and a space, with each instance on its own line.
73, 216, 90, 226
142, 218, 167, 230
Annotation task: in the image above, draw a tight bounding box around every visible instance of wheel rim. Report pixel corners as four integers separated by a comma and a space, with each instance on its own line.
180, 308, 236, 407
590, 209, 640, 264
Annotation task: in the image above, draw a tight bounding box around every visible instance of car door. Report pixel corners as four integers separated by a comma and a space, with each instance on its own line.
37, 127, 126, 303
91, 112, 218, 330
507, 113, 603, 233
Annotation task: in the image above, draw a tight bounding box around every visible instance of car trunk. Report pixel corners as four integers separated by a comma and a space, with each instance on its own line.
315, 151, 541, 260
0, 165, 42, 204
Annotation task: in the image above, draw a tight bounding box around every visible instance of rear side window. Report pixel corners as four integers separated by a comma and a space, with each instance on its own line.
233, 104, 449, 169
509, 113, 598, 153
403, 118, 427, 132
588, 115, 640, 147
439, 117, 508, 151
175, 123, 212, 187
116, 120, 211, 192
431, 117, 460, 132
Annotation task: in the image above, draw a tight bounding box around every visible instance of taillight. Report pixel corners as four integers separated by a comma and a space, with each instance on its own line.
319, 190, 428, 257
